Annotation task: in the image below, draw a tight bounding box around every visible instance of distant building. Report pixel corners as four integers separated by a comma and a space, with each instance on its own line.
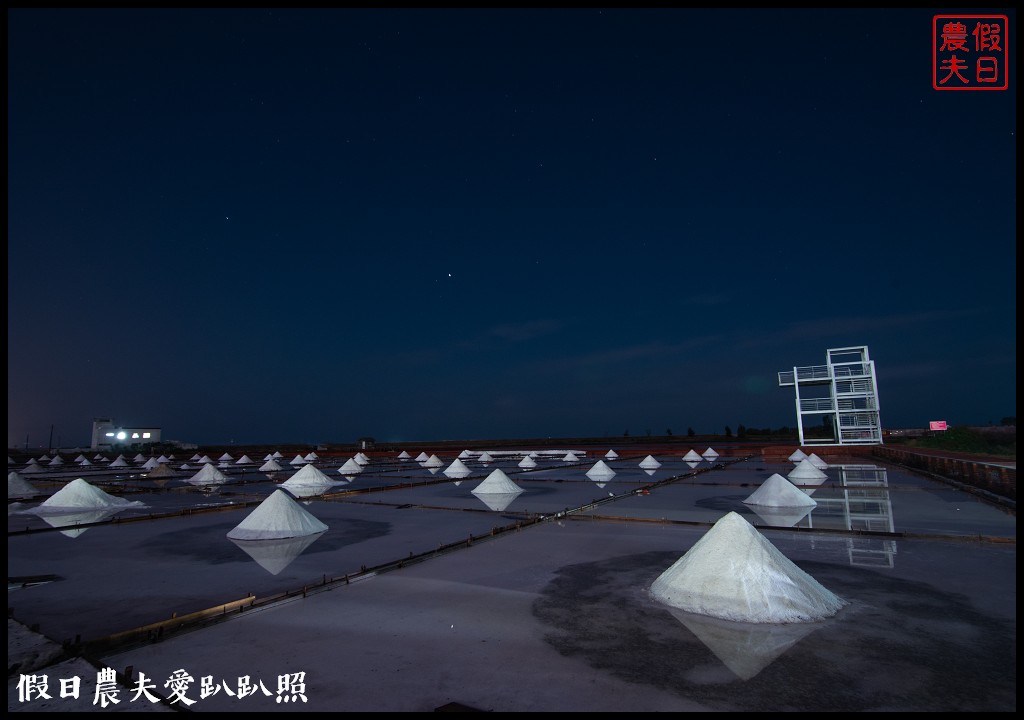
91, 417, 162, 450
777, 345, 883, 446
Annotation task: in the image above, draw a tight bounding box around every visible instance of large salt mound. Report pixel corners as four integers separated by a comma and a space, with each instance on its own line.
8, 471, 40, 499
444, 459, 472, 479
227, 489, 328, 540
472, 468, 523, 495
32, 478, 145, 512
650, 511, 846, 623
586, 460, 616, 481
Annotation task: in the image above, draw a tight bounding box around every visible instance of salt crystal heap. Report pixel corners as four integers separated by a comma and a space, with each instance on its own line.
650, 511, 846, 623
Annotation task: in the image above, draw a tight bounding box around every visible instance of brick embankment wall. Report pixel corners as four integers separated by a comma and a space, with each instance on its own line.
866, 446, 1016, 503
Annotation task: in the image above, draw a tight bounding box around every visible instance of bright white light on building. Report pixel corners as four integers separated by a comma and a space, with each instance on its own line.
105, 432, 115, 437
143, 432, 151, 439
117, 431, 127, 440
132, 432, 140, 439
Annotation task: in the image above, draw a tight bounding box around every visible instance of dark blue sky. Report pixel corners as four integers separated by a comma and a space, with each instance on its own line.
8, 8, 1017, 448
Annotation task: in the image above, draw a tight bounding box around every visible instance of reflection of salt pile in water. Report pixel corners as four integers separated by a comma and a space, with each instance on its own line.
743, 474, 816, 508
471, 469, 524, 511
226, 489, 328, 540
748, 504, 814, 528
666, 608, 820, 680
651, 511, 846, 623
230, 533, 325, 575
281, 463, 344, 498
8, 471, 40, 499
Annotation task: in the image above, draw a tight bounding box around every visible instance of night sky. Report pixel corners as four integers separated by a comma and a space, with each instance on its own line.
7, 8, 1017, 448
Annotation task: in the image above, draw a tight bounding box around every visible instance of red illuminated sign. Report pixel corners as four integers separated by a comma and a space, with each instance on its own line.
929, 421, 948, 431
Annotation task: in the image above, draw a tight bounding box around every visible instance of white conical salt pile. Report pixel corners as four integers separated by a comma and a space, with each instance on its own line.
133, 454, 146, 463
806, 453, 829, 470
31, 478, 146, 512
650, 511, 846, 623
179, 463, 193, 470
605, 449, 619, 459
9, 471, 40, 499
219, 453, 234, 462
272, 451, 283, 459
281, 463, 341, 498
586, 460, 616, 481
458, 450, 472, 459
477, 452, 494, 464
518, 456, 537, 468
338, 458, 363, 476
289, 454, 307, 466
235, 454, 254, 465
226, 489, 328, 540
304, 452, 319, 462
472, 468, 523, 496
74, 454, 87, 463
141, 457, 161, 470
743, 474, 817, 508
38, 454, 50, 462
109, 456, 129, 468
260, 458, 283, 472
415, 452, 430, 463
147, 463, 175, 479
444, 458, 472, 479
187, 463, 229, 486
156, 455, 170, 463
561, 451, 578, 462
423, 454, 444, 469
263, 453, 275, 461
639, 455, 662, 470
93, 454, 107, 461
78, 458, 92, 466
48, 456, 65, 466
788, 459, 828, 482
190, 453, 202, 461
26, 458, 39, 466
683, 449, 703, 462
355, 453, 370, 466
397, 451, 411, 460
198, 455, 213, 464
788, 449, 808, 463
702, 447, 719, 461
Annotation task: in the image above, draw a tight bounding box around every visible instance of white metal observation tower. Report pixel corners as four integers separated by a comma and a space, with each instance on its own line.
777, 345, 883, 446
